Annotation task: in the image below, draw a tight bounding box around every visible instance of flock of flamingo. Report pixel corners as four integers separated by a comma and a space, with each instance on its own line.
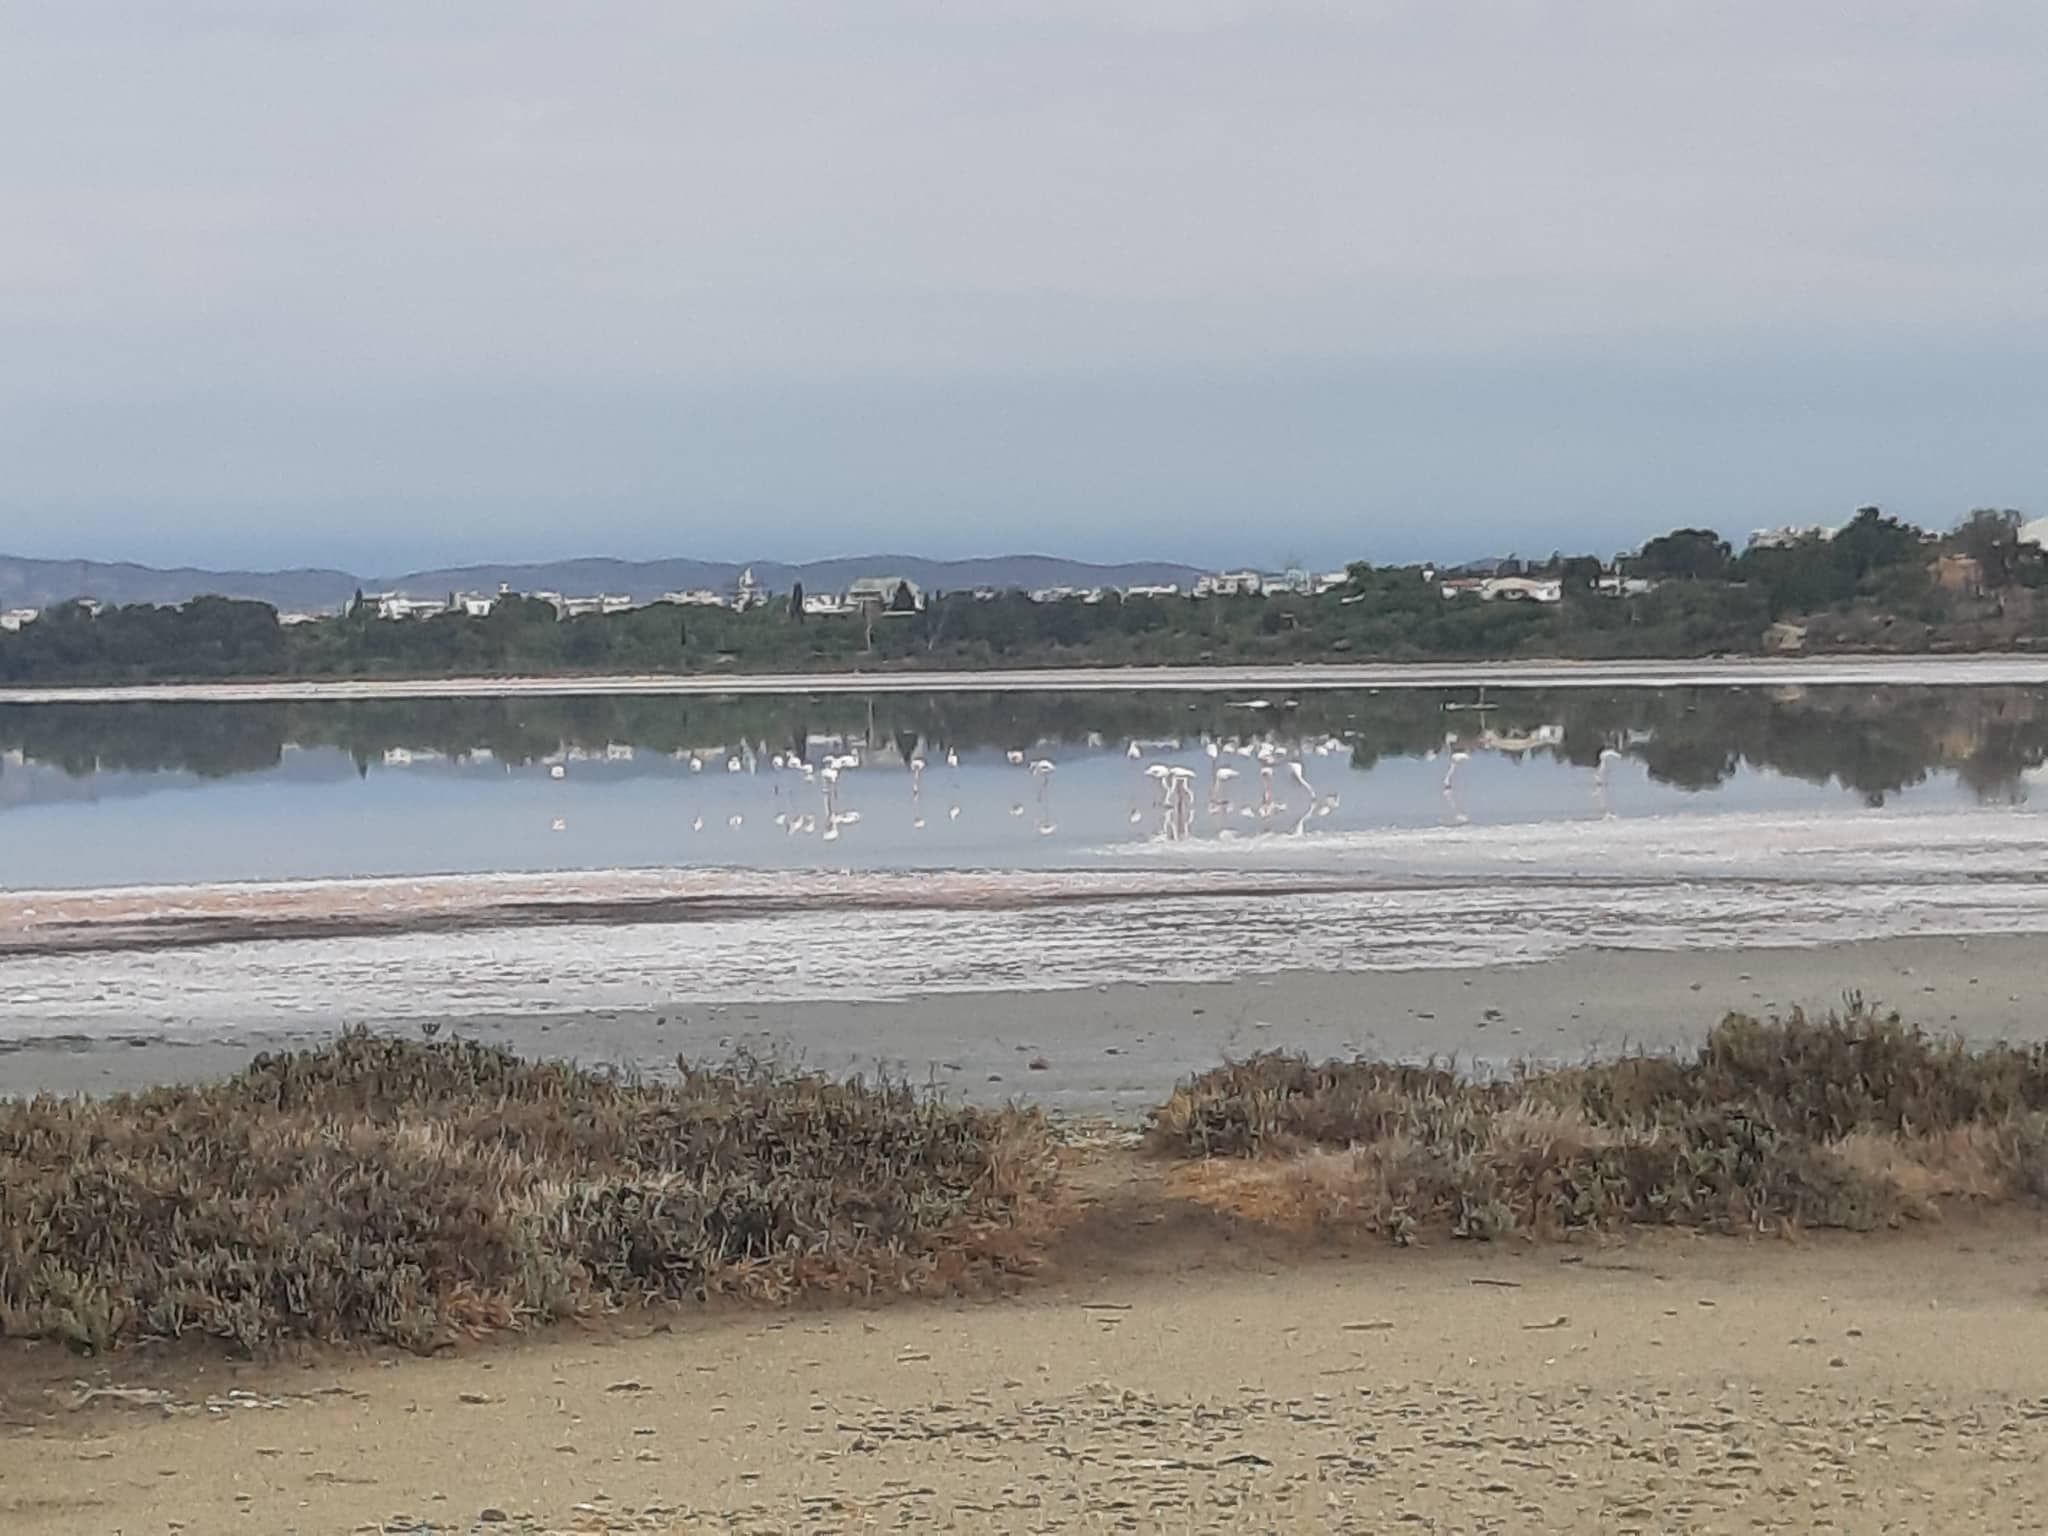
538, 732, 1630, 842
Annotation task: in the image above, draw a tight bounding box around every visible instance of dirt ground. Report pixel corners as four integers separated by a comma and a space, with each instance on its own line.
5, 1152, 2047, 1536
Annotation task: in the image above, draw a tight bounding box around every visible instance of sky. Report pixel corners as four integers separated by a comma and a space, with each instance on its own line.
2, 1, 2044, 573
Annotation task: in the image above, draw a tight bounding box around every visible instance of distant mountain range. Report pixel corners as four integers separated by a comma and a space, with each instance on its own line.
0, 553, 1210, 614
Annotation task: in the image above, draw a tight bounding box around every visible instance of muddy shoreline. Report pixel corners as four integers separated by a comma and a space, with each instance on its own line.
7, 933, 2044, 1114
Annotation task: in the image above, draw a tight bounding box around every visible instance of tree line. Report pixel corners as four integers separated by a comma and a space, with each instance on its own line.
0, 507, 2040, 686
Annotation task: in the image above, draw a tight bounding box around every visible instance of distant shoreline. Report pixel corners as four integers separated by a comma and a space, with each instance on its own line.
8, 652, 2048, 703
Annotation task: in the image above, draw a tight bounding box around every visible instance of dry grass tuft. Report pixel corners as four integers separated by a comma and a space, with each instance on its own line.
1151, 1005, 2048, 1243
0, 1031, 1057, 1355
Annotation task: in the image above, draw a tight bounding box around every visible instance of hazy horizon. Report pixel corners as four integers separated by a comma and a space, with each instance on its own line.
4, 3, 2043, 571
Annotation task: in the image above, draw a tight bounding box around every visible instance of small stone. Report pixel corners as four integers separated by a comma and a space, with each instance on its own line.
479, 1509, 508, 1524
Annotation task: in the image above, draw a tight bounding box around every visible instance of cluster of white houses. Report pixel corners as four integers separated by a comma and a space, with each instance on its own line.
0, 561, 1672, 634
305, 566, 1361, 626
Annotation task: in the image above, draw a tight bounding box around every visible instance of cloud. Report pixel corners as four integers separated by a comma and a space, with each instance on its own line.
1, 2, 2042, 563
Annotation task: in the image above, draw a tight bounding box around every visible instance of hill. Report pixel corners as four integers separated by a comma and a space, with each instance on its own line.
0, 553, 1207, 612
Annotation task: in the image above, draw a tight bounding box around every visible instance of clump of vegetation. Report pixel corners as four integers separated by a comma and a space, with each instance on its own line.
1149, 1006, 2048, 1242
0, 1031, 1056, 1355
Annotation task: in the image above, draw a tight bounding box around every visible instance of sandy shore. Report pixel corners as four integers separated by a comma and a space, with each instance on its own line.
6, 1175, 2046, 1534
7, 652, 2048, 703
6, 932, 2046, 1113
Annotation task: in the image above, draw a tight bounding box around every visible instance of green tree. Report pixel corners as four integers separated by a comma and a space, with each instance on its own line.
1632, 528, 1732, 582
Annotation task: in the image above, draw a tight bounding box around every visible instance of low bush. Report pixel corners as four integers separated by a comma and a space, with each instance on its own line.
0, 1031, 1056, 1354
1150, 1005, 2048, 1242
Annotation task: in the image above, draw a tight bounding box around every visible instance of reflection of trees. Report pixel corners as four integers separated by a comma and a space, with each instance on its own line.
4, 687, 2048, 807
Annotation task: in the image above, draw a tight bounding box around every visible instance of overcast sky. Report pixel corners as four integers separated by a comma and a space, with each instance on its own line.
3, 2, 2043, 572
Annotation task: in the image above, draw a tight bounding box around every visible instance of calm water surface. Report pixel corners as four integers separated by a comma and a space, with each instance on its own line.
3, 684, 2043, 889
5, 684, 2048, 1047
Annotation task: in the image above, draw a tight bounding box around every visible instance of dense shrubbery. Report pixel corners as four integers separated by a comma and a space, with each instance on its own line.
1150, 1007, 2048, 1242
0, 1032, 1056, 1354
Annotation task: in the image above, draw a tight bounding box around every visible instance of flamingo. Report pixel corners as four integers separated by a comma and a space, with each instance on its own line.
550, 817, 566, 832
1127, 741, 1142, 760
1289, 760, 1315, 801
1594, 746, 1624, 817
689, 756, 703, 773
550, 764, 566, 780
1006, 749, 1026, 766
946, 748, 960, 769
1211, 764, 1240, 814
1165, 767, 1198, 840
691, 815, 704, 832
1442, 749, 1471, 791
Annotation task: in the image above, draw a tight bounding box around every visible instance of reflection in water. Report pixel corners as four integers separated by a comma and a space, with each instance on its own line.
1, 685, 2046, 889
6, 685, 2046, 805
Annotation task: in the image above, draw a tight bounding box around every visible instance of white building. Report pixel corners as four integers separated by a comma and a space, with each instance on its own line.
1592, 575, 1659, 598
1194, 570, 1264, 598
1121, 583, 1180, 599
556, 594, 634, 618
663, 588, 732, 608
1442, 577, 1563, 604
1748, 524, 1832, 550
801, 592, 854, 616
372, 593, 449, 621
846, 575, 923, 612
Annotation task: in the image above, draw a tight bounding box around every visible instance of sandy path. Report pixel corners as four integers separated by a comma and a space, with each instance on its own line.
6, 1193, 2047, 1534
10, 932, 2046, 1112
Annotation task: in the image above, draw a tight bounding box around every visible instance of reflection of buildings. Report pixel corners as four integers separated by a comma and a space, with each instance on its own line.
1477, 725, 1565, 756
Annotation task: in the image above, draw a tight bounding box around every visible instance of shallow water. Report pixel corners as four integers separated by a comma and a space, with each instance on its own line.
4, 681, 2048, 1039
3, 682, 2043, 887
